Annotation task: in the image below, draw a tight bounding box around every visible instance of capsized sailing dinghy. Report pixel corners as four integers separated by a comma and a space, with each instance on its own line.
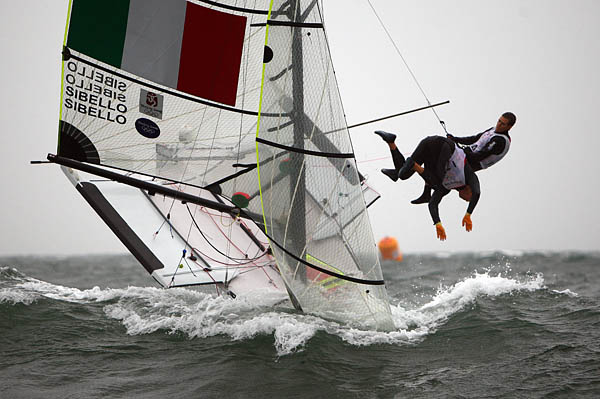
48, 0, 394, 330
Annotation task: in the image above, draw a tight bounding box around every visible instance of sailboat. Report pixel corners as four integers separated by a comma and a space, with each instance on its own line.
48, 0, 395, 330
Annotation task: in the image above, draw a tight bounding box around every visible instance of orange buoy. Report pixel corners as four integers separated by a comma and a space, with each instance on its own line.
378, 236, 403, 262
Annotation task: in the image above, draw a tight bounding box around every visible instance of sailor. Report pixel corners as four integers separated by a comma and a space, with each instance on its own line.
375, 131, 480, 241
412, 112, 516, 204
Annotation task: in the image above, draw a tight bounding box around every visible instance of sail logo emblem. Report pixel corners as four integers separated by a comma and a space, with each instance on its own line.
139, 88, 164, 119
135, 118, 161, 139
146, 92, 158, 107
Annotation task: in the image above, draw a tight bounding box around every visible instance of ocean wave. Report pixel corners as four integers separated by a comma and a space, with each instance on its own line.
552, 288, 579, 297
103, 270, 547, 354
0, 288, 38, 305
1, 268, 547, 356
0, 266, 28, 281
336, 271, 546, 347
0, 267, 41, 305
401, 270, 544, 326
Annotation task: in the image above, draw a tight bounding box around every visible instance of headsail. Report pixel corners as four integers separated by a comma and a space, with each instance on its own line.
54, 0, 393, 330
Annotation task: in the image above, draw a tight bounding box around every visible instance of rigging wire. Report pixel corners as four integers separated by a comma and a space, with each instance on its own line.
168, 250, 186, 288
365, 0, 449, 134
189, 247, 266, 267
185, 204, 268, 263
153, 209, 174, 238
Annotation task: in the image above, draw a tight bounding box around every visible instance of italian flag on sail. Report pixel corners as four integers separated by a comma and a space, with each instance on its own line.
66, 0, 247, 106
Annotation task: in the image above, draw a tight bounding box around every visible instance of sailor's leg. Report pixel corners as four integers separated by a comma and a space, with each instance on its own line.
381, 147, 406, 181
399, 137, 430, 180
434, 140, 454, 182
390, 147, 405, 171
374, 130, 397, 144
398, 160, 416, 180
419, 168, 441, 187
375, 130, 406, 181
411, 183, 432, 204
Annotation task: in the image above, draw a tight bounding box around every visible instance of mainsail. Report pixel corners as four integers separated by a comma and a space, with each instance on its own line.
51, 0, 393, 330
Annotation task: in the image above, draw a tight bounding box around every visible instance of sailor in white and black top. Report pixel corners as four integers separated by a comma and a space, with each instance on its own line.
411, 112, 517, 204
448, 127, 511, 172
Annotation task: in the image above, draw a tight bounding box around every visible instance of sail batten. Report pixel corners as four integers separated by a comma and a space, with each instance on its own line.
255, 137, 354, 158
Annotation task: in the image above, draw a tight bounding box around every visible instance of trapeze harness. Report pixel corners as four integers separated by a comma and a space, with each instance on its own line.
467, 128, 511, 169
442, 147, 467, 189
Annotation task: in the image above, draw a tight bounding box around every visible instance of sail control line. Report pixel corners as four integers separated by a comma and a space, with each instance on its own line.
365, 0, 450, 134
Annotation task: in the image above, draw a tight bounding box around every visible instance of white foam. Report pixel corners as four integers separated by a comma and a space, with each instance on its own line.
17, 279, 176, 303
0, 288, 38, 305
2, 270, 547, 356
552, 288, 578, 297
398, 271, 545, 332
103, 296, 324, 355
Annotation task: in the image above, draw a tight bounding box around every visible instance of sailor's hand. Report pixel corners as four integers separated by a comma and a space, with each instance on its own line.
446, 133, 456, 141
412, 162, 424, 174
435, 222, 446, 241
462, 213, 472, 232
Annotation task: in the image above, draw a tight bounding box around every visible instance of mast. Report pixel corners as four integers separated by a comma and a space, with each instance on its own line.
289, 1, 307, 282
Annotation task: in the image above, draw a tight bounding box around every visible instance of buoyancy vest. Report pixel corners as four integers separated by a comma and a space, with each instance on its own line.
442, 147, 467, 190
468, 128, 511, 169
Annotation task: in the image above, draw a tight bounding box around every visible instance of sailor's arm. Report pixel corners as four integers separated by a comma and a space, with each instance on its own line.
447, 131, 485, 145
462, 165, 481, 232
429, 188, 450, 241
464, 136, 506, 164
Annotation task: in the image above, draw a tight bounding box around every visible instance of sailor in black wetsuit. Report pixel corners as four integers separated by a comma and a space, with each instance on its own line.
375, 131, 480, 241
412, 112, 516, 204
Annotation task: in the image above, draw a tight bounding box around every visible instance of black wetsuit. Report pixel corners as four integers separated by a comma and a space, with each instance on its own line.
391, 136, 481, 224
428, 162, 480, 224
390, 136, 452, 183
449, 129, 511, 172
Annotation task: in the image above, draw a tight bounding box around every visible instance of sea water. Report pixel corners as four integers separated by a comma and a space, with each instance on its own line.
1, 252, 599, 398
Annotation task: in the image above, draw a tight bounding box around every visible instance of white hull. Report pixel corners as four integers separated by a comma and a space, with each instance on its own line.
60, 166, 286, 298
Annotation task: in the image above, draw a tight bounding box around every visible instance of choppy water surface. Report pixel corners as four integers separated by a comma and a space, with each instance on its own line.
1, 252, 599, 398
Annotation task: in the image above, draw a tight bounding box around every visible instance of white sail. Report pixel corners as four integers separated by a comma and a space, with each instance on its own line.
252, 0, 393, 330
51, 0, 393, 330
